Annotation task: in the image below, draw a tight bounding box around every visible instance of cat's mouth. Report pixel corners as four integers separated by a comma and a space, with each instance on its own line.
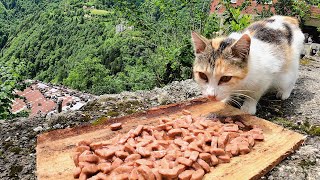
207, 95, 218, 101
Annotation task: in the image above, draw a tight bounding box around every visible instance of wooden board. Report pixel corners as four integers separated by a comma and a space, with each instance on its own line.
36, 98, 305, 180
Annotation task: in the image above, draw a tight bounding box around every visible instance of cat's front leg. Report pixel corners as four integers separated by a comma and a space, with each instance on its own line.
241, 99, 257, 115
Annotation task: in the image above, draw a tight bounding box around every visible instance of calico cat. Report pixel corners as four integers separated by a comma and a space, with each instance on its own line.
191, 16, 305, 114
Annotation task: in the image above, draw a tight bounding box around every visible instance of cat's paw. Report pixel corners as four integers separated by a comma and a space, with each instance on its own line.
241, 102, 257, 115
276, 91, 291, 100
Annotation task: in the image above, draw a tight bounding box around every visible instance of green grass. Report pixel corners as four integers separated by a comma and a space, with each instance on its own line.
90, 9, 111, 15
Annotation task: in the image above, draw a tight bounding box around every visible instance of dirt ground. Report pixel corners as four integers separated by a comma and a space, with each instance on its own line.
0, 56, 319, 179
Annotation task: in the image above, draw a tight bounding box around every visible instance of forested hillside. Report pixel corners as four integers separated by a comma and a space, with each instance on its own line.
0, 0, 219, 95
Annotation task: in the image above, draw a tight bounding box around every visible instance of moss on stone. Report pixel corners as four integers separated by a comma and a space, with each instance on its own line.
106, 111, 120, 117
92, 116, 108, 126
4, 141, 13, 150
125, 109, 136, 114
299, 159, 316, 168
300, 58, 312, 66
9, 165, 23, 177
271, 117, 320, 136
9, 147, 22, 154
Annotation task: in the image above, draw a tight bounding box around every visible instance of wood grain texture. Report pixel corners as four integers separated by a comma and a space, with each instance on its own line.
36, 98, 305, 180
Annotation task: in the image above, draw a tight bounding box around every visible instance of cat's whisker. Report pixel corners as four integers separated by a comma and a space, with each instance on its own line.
227, 97, 242, 108
231, 92, 257, 102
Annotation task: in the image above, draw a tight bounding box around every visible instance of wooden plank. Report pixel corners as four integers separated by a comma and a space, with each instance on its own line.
36, 99, 305, 180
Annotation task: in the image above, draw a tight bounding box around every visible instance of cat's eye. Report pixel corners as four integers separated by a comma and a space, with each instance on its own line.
219, 76, 232, 85
198, 72, 208, 82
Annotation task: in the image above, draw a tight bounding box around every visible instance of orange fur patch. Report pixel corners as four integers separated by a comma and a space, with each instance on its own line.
283, 16, 299, 26
211, 37, 225, 50
214, 58, 248, 85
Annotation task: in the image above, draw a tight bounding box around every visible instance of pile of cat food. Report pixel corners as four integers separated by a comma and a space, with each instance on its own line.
73, 110, 264, 180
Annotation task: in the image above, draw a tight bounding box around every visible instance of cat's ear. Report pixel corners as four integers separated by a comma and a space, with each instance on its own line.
191, 31, 208, 54
231, 34, 251, 60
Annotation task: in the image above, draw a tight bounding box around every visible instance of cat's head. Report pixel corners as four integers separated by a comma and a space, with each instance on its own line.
191, 32, 251, 101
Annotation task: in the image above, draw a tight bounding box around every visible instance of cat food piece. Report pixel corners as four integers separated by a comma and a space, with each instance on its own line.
189, 151, 199, 161
151, 150, 167, 159
210, 155, 219, 166
251, 133, 264, 140
115, 151, 129, 159
174, 138, 189, 147
89, 172, 109, 180
136, 147, 151, 157
110, 174, 129, 180
113, 165, 134, 174
188, 142, 203, 152
136, 140, 151, 147
191, 169, 205, 180
177, 157, 193, 166
235, 121, 245, 128
182, 109, 192, 115
179, 170, 194, 180
78, 173, 87, 180
73, 152, 80, 166
183, 150, 192, 158
133, 125, 144, 136
176, 164, 187, 174
169, 160, 179, 169
110, 123, 122, 131
211, 136, 218, 149
111, 158, 124, 170
160, 158, 170, 169
210, 148, 225, 156
98, 163, 112, 174
129, 168, 139, 180
137, 165, 155, 180
223, 124, 239, 132
95, 148, 116, 159
218, 133, 229, 149
79, 154, 99, 163
125, 154, 141, 163
82, 164, 99, 175
78, 162, 93, 169
76, 145, 90, 153
197, 159, 210, 172
158, 168, 179, 178
202, 144, 211, 153
73, 167, 81, 179
135, 159, 154, 167
151, 168, 162, 180
192, 162, 203, 171
124, 143, 136, 154
218, 155, 231, 163
199, 153, 211, 161
167, 128, 183, 137
239, 143, 251, 155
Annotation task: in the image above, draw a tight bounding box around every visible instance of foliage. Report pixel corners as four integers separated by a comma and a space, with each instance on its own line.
218, 0, 252, 34
0, 66, 25, 119
274, 0, 311, 22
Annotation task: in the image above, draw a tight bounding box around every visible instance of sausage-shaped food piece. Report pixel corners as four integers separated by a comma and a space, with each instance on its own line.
110, 123, 122, 131
191, 169, 205, 180
179, 170, 194, 180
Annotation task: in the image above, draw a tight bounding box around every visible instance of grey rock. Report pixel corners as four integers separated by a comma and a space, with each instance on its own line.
33, 126, 43, 132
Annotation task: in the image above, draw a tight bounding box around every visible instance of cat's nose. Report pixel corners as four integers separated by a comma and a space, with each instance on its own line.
207, 95, 217, 101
